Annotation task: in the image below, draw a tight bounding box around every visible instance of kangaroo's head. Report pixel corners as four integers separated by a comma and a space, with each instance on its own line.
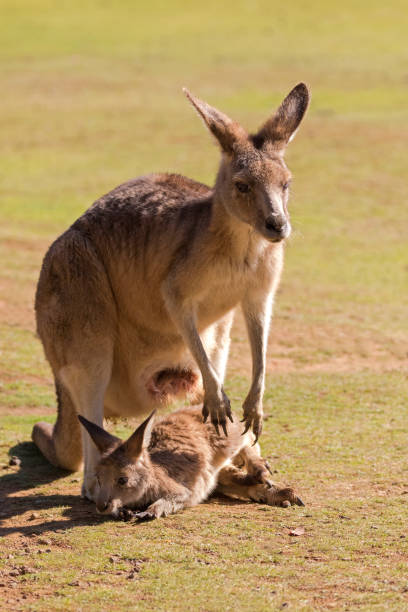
184, 83, 310, 243
78, 412, 156, 517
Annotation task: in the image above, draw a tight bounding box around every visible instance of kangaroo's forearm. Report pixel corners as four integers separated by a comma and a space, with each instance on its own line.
161, 283, 220, 394
162, 281, 232, 434
240, 291, 274, 440
242, 291, 273, 399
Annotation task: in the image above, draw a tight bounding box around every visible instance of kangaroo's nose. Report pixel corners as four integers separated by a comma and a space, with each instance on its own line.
265, 215, 285, 232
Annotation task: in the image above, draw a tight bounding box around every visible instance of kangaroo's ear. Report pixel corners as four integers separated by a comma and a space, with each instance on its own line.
253, 83, 310, 153
78, 415, 120, 454
183, 88, 247, 154
123, 410, 156, 460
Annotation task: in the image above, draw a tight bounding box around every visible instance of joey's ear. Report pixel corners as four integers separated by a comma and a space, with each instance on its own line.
78, 415, 121, 454
123, 410, 156, 460
253, 83, 310, 153
183, 88, 247, 154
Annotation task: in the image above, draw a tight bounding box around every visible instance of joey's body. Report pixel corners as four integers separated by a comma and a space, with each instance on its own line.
33, 84, 310, 500
79, 406, 303, 519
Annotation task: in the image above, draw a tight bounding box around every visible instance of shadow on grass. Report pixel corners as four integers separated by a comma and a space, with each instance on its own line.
0, 441, 249, 538
0, 440, 111, 536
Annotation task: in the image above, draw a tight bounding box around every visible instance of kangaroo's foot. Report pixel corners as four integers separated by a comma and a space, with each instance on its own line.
32, 421, 59, 466
32, 421, 83, 472
202, 387, 233, 436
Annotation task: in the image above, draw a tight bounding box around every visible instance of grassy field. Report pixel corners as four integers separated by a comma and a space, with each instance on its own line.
1, 1, 407, 610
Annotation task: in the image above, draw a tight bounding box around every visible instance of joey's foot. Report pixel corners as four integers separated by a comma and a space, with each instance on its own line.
241, 404, 263, 442
264, 486, 304, 508
202, 388, 233, 436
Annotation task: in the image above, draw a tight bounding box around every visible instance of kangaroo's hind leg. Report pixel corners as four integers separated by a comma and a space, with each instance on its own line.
57, 355, 112, 501
33, 228, 116, 498
32, 346, 113, 501
233, 442, 273, 487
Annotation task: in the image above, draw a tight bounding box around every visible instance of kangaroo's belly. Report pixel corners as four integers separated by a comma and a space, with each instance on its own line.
103, 269, 250, 418
103, 322, 221, 418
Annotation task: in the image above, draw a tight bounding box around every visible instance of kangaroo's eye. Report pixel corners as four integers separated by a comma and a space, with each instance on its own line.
117, 477, 128, 486
282, 182, 291, 191
235, 181, 250, 194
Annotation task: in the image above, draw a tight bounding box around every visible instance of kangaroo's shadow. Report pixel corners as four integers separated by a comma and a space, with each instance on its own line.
0, 442, 257, 538
0, 441, 111, 537
1, 441, 67, 496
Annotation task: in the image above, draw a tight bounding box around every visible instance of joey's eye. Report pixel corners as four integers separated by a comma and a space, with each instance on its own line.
235, 181, 250, 194
282, 181, 291, 191
117, 477, 128, 486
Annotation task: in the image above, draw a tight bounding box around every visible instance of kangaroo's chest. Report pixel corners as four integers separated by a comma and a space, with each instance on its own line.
195, 259, 255, 325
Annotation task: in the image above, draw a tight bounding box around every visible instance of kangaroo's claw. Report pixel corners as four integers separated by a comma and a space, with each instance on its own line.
226, 404, 234, 423
241, 406, 263, 442
202, 404, 209, 423
264, 460, 273, 475
212, 420, 220, 436
252, 415, 262, 444
203, 389, 231, 437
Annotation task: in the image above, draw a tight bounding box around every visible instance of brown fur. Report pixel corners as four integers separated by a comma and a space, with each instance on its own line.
32, 83, 310, 500
78, 406, 303, 519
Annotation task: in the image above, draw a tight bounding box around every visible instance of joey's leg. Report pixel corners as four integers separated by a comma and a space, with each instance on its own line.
234, 443, 274, 488
162, 283, 232, 436
58, 358, 112, 501
216, 465, 304, 507
240, 291, 274, 441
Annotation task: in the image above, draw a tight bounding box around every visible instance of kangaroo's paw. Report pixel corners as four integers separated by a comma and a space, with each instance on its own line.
202, 388, 233, 436
133, 510, 156, 522
117, 508, 137, 522
241, 402, 263, 442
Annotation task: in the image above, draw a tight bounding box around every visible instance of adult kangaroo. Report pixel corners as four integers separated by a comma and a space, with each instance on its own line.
33, 83, 310, 501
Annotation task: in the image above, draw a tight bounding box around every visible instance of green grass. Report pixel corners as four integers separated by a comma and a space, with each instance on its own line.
1, 373, 407, 611
0, 1, 407, 610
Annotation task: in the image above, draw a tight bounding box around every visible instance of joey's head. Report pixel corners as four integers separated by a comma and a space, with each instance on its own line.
78, 412, 155, 517
184, 83, 310, 243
